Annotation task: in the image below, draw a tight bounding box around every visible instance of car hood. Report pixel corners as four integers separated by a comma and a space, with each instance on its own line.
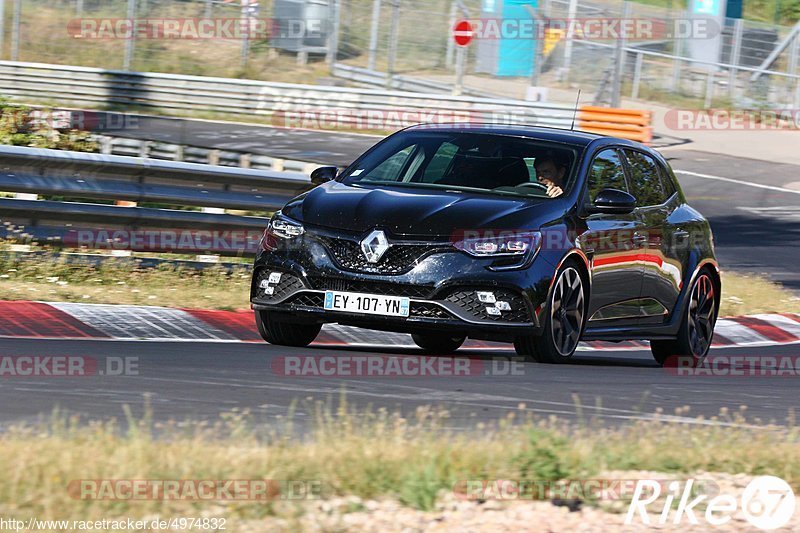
282, 182, 561, 237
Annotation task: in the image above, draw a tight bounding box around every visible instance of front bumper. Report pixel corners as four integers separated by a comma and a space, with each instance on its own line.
250, 232, 556, 341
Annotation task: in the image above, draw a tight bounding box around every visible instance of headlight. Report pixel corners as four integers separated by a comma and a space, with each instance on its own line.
261, 212, 304, 251
454, 231, 541, 257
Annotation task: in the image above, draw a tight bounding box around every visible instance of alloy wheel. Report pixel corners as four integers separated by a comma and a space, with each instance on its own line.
688, 274, 716, 356
550, 267, 585, 356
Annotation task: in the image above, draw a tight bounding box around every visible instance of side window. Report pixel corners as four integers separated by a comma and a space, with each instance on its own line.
587, 149, 627, 204
624, 150, 667, 207
421, 142, 458, 182
361, 145, 417, 182
659, 163, 678, 198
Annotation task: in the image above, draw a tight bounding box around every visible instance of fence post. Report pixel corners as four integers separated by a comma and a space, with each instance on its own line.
610, 1, 630, 108
240, 1, 251, 68
11, 0, 21, 61
123, 0, 136, 70
671, 10, 686, 92
631, 52, 643, 99
367, 0, 381, 71
326, 0, 341, 67
729, 18, 743, 102
788, 35, 798, 104
704, 70, 714, 108
0, 0, 5, 59
386, 0, 400, 89
560, 0, 578, 82
454, 45, 465, 96
445, 0, 458, 69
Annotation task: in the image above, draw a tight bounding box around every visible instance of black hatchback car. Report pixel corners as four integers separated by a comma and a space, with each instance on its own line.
250, 125, 720, 365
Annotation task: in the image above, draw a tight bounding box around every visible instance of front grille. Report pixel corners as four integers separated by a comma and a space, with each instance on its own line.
445, 288, 531, 323
254, 270, 305, 302
285, 293, 325, 308
315, 235, 452, 275
410, 302, 455, 320
308, 277, 434, 299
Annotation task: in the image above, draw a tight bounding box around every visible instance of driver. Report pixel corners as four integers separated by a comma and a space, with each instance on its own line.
533, 155, 568, 198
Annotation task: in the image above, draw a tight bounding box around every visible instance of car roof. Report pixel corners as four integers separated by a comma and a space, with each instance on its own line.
402, 123, 606, 146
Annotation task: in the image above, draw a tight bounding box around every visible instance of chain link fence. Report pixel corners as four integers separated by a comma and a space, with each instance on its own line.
0, 0, 798, 108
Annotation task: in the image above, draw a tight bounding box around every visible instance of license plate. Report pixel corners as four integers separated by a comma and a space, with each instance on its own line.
324, 291, 410, 317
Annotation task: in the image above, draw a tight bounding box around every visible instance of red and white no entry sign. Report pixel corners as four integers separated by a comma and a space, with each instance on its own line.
452, 20, 474, 47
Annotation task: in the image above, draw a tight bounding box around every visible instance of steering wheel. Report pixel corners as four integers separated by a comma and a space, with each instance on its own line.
515, 181, 548, 191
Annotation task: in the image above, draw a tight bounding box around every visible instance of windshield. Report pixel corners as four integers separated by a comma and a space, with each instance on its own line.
341, 132, 580, 199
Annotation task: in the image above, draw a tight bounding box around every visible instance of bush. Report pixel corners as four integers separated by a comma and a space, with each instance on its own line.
0, 96, 98, 152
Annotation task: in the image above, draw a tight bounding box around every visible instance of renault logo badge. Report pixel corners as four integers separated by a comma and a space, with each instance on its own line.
361, 230, 390, 263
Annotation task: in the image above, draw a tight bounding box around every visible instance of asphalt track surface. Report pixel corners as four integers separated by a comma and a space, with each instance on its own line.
0, 338, 797, 430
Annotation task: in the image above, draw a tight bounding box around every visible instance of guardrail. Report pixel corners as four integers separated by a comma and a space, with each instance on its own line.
0, 60, 573, 129
92, 135, 322, 173
0, 61, 654, 144
0, 145, 312, 257
331, 63, 499, 98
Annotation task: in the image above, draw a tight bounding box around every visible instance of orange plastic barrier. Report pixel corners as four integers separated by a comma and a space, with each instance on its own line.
578, 106, 653, 145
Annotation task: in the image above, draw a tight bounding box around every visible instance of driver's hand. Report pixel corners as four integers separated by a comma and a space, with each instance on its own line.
539, 178, 563, 198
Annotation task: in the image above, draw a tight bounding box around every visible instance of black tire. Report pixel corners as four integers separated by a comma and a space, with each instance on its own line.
411, 333, 466, 354
651, 270, 718, 367
514, 262, 588, 364
255, 310, 322, 347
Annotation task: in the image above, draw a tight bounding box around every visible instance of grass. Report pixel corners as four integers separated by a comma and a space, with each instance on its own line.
0, 402, 797, 523
0, 248, 797, 315
0, 251, 253, 311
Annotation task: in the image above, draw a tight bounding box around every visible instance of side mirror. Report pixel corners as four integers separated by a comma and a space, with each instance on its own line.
588, 188, 637, 214
310, 166, 338, 186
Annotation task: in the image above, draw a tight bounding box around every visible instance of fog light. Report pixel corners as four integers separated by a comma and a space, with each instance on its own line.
477, 291, 496, 303
495, 301, 511, 311
486, 307, 501, 316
